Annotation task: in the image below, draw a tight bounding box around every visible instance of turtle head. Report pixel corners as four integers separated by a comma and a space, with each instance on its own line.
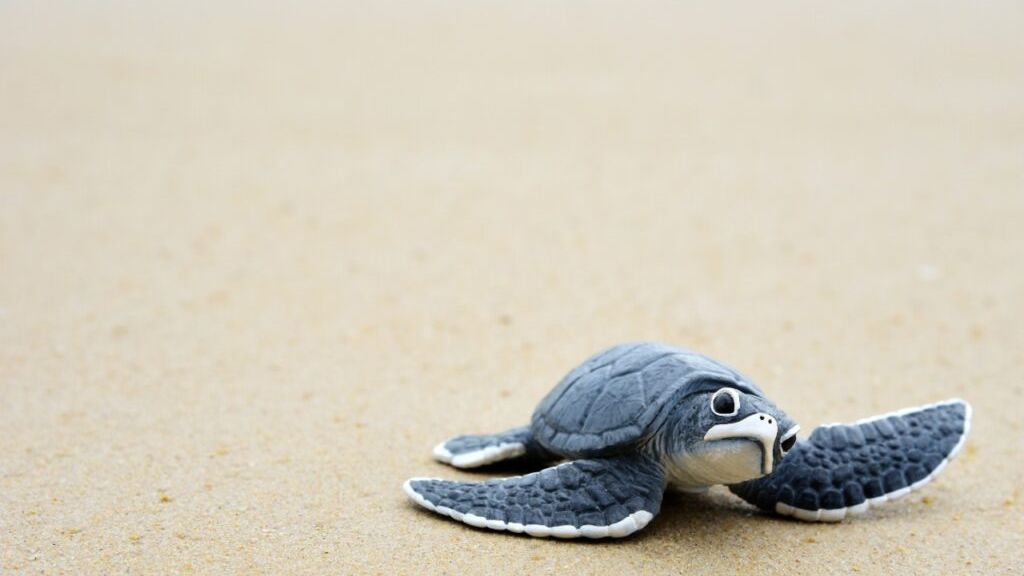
659, 382, 799, 488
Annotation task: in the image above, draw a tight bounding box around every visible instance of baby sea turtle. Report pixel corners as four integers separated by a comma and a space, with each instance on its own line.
404, 342, 971, 538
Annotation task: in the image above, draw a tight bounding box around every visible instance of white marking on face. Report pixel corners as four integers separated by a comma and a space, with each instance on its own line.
664, 440, 764, 489
704, 412, 779, 474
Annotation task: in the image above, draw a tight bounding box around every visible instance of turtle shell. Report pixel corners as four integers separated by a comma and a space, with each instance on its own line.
530, 342, 765, 457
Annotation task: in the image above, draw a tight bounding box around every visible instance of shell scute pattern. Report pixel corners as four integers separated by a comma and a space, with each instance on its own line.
532, 343, 751, 456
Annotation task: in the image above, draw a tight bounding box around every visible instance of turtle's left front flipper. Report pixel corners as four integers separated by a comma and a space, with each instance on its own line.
730, 399, 971, 522
404, 454, 665, 538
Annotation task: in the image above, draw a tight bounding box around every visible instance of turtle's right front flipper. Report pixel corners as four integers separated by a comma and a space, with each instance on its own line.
730, 399, 971, 522
404, 454, 666, 538
432, 426, 554, 469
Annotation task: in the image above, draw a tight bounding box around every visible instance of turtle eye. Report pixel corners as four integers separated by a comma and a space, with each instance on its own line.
710, 388, 740, 417
779, 425, 800, 454
781, 434, 797, 453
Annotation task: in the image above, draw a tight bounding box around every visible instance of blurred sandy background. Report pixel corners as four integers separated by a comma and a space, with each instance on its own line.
2, 1, 1023, 574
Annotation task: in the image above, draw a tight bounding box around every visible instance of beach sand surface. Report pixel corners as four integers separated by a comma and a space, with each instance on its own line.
1, 1, 1023, 574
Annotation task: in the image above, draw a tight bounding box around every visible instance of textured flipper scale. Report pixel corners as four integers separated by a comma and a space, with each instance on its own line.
433, 426, 554, 469
404, 454, 665, 538
730, 399, 971, 522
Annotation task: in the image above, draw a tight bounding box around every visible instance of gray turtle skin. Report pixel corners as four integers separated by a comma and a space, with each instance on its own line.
405, 342, 971, 538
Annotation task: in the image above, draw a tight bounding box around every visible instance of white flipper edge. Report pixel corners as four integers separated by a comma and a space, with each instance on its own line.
432, 441, 527, 469
776, 399, 972, 523
403, 478, 654, 539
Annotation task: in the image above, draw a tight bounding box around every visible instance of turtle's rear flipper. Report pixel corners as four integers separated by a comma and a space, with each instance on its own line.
730, 399, 971, 522
433, 426, 553, 469
404, 454, 665, 538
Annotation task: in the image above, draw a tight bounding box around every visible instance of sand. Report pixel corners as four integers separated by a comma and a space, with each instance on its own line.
1, 1, 1022, 574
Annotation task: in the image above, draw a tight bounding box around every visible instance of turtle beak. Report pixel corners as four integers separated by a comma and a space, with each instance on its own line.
704, 413, 779, 474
